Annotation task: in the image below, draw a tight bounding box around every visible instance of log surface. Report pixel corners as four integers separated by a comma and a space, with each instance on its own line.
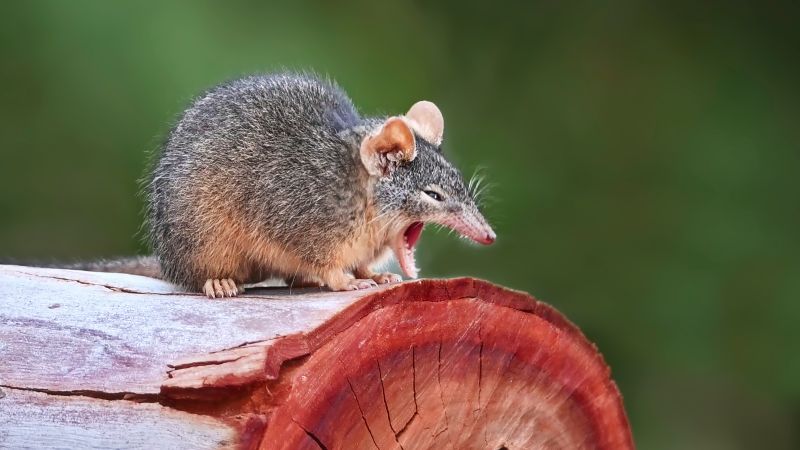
0, 265, 366, 394
0, 387, 237, 450
0, 265, 634, 449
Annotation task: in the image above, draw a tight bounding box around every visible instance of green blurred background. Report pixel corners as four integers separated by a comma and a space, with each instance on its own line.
2, 0, 799, 447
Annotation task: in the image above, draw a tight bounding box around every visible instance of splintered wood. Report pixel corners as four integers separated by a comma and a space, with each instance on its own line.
0, 265, 634, 449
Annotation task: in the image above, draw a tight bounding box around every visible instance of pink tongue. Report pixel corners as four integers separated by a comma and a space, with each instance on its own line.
405, 222, 424, 248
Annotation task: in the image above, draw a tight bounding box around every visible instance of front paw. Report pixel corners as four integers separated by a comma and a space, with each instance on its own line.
203, 278, 244, 298
371, 272, 403, 285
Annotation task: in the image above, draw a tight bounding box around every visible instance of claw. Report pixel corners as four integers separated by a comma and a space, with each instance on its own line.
334, 279, 379, 291
372, 272, 402, 285
213, 279, 224, 298
203, 279, 216, 298
203, 278, 243, 298
354, 279, 377, 290
220, 278, 238, 297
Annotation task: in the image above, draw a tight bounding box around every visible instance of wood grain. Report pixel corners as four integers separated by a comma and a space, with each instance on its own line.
0, 387, 237, 450
0, 265, 371, 394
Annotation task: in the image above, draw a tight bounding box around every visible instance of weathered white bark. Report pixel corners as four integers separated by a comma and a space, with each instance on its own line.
0, 265, 372, 448
0, 265, 368, 395
0, 388, 237, 450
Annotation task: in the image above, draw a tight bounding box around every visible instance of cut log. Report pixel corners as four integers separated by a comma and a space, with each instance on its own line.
0, 265, 634, 449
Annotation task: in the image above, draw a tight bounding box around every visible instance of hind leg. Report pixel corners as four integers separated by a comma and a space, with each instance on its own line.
203, 278, 245, 298
284, 274, 324, 288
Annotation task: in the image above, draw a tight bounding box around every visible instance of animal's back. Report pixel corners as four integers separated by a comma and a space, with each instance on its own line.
148, 74, 369, 289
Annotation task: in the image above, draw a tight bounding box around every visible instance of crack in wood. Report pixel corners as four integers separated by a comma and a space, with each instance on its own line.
167, 354, 253, 370
477, 320, 486, 446
5, 269, 182, 296
478, 322, 484, 411
411, 346, 419, 417
394, 412, 418, 441
376, 358, 405, 449
477, 340, 484, 415
342, 372, 380, 450
436, 339, 454, 448
0, 384, 158, 403
392, 344, 421, 444
291, 418, 328, 450
167, 354, 248, 372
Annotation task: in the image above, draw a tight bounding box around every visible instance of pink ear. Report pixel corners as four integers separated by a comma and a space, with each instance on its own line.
360, 117, 417, 177
406, 101, 444, 146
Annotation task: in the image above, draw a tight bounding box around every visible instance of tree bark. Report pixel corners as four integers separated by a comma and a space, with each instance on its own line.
0, 265, 633, 450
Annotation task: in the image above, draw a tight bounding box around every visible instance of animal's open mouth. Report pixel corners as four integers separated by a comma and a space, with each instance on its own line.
392, 217, 495, 279
394, 222, 424, 279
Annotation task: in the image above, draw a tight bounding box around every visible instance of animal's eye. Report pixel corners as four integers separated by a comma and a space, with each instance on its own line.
424, 190, 443, 201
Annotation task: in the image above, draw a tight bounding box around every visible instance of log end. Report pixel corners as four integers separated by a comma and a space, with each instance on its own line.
164, 279, 634, 449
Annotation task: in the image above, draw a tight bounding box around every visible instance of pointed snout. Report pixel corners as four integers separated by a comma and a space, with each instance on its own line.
436, 211, 496, 245
478, 228, 496, 245
469, 211, 496, 245
470, 224, 495, 245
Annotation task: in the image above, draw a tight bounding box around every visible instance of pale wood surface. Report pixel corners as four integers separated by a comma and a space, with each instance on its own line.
0, 387, 237, 450
0, 265, 375, 394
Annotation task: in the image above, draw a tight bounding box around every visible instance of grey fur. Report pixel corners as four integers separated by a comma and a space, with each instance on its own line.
147, 72, 491, 291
